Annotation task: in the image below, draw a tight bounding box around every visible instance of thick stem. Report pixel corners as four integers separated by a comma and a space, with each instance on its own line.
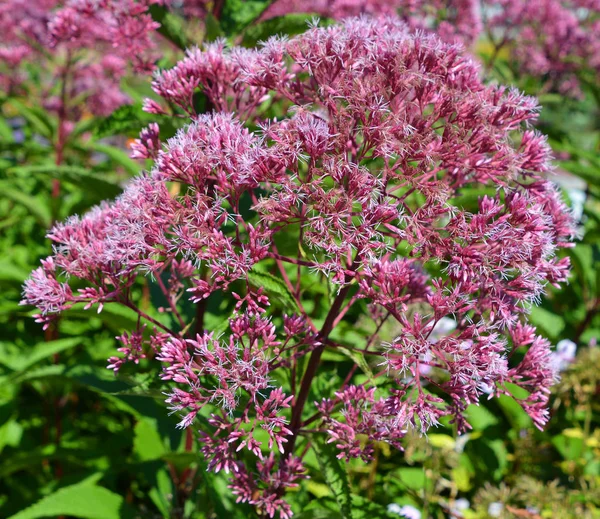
283, 281, 354, 458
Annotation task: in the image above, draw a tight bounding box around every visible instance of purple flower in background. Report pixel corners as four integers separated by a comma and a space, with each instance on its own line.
551, 339, 577, 371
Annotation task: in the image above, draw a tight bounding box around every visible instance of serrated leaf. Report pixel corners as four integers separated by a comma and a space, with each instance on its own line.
337, 347, 374, 383
93, 105, 147, 139
247, 270, 300, 312
7, 482, 133, 519
312, 438, 353, 519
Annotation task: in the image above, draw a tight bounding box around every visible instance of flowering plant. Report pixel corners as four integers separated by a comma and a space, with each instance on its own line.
21, 16, 578, 517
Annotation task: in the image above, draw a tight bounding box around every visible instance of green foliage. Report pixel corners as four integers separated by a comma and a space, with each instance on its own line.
313, 439, 354, 519
8, 481, 134, 519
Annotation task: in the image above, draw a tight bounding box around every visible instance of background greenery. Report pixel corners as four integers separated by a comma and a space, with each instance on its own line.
1, 5, 599, 518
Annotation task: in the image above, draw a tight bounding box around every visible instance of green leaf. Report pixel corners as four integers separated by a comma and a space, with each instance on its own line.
133, 419, 167, 462
4, 338, 82, 372
312, 438, 353, 519
0, 117, 14, 142
337, 347, 374, 383
395, 467, 427, 491
204, 13, 225, 42
529, 305, 565, 339
148, 468, 173, 518
0, 419, 23, 454
350, 496, 396, 519
0, 183, 51, 227
93, 105, 147, 139
296, 511, 343, 519
0, 260, 30, 283
496, 394, 532, 430
88, 143, 140, 176
465, 403, 500, 431
9, 165, 122, 200
7, 99, 55, 139
67, 304, 140, 333
8, 482, 133, 519
247, 269, 300, 312
242, 14, 316, 47
0, 445, 83, 479
220, 0, 271, 36
552, 431, 584, 461
149, 5, 189, 50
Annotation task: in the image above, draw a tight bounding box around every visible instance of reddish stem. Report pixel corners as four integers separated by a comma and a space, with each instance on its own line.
283, 259, 359, 457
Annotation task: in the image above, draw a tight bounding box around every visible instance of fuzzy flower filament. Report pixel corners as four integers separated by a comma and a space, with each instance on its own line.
22, 17, 576, 517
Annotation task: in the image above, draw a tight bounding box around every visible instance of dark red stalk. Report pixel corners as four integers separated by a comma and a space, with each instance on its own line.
283, 272, 356, 457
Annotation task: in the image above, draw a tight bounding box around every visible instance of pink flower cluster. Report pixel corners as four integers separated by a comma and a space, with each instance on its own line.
485, 0, 600, 95
262, 0, 482, 46
264, 0, 600, 94
23, 18, 576, 517
1, 0, 162, 117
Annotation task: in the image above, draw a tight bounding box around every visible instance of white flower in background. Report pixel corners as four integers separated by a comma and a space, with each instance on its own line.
551, 339, 577, 372
450, 498, 470, 516
455, 433, 471, 453
551, 169, 586, 223
454, 498, 470, 511
387, 503, 422, 519
419, 317, 457, 376
430, 317, 457, 343
488, 502, 503, 517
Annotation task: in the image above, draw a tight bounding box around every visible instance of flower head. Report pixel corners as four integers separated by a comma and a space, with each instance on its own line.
23, 17, 575, 517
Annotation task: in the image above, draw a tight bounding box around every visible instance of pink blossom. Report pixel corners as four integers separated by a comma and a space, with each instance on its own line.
23, 18, 576, 516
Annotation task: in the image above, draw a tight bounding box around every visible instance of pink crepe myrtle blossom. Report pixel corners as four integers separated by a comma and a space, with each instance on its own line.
23, 17, 576, 517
